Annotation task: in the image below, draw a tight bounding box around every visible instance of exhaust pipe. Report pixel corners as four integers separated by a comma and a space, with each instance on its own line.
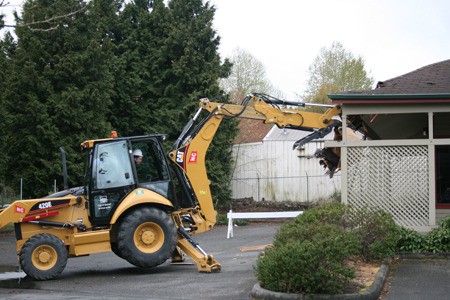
59, 147, 69, 190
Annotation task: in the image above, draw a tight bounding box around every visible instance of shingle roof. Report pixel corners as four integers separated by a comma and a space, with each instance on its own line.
233, 119, 273, 144
330, 58, 450, 99
373, 59, 450, 94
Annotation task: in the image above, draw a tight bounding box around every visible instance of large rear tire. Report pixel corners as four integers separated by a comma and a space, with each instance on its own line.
19, 233, 68, 280
117, 207, 177, 268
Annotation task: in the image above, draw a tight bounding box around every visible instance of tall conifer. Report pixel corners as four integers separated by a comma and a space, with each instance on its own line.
5, 0, 114, 197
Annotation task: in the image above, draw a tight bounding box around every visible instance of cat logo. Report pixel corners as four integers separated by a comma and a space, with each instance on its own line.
176, 150, 184, 163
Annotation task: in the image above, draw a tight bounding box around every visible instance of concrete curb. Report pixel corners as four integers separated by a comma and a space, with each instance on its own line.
251, 264, 388, 300
395, 252, 450, 259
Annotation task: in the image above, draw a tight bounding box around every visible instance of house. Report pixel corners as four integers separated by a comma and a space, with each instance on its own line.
231, 120, 341, 203
328, 59, 450, 232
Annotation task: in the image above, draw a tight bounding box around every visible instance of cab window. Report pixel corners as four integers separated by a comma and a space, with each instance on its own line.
92, 141, 135, 189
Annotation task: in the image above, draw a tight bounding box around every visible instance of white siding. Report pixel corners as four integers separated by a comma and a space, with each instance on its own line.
231, 138, 341, 203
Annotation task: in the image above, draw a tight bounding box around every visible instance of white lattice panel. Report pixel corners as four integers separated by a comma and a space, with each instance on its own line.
347, 146, 429, 228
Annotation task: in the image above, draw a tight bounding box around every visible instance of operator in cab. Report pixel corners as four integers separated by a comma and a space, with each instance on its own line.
133, 149, 143, 165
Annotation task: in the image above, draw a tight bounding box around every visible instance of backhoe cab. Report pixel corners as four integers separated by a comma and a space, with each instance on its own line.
0, 93, 342, 280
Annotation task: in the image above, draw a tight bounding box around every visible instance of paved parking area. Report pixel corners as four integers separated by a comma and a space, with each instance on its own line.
382, 258, 450, 300
2, 224, 449, 300
0, 224, 280, 300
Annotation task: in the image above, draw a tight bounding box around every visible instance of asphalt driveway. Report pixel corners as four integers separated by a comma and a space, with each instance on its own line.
1, 224, 449, 300
0, 223, 279, 300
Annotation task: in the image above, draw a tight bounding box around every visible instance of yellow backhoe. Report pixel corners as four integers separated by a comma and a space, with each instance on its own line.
0, 94, 342, 280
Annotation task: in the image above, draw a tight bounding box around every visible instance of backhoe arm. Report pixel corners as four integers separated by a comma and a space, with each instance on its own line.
167, 94, 342, 273
199, 95, 341, 132
167, 94, 342, 234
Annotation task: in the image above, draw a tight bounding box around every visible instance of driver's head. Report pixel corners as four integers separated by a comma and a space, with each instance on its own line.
132, 149, 143, 165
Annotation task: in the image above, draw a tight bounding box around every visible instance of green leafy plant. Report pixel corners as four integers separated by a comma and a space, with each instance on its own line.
289, 202, 350, 228
349, 208, 398, 260
395, 226, 425, 253
256, 223, 360, 294
255, 203, 403, 294
423, 218, 450, 253
395, 216, 450, 253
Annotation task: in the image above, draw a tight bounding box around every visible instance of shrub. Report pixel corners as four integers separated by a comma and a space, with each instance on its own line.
395, 216, 450, 253
423, 217, 450, 253
255, 203, 403, 294
290, 202, 350, 228
215, 213, 228, 226
256, 223, 360, 294
277, 203, 398, 261
348, 208, 398, 260
395, 226, 425, 253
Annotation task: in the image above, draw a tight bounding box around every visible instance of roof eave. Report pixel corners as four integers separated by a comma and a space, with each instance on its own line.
329, 93, 450, 104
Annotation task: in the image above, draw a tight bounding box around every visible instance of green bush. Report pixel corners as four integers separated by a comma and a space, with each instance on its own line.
289, 202, 350, 228
256, 223, 360, 294
215, 213, 249, 226
395, 226, 425, 253
215, 214, 228, 226
255, 203, 402, 294
348, 208, 398, 260
277, 203, 397, 260
395, 216, 450, 253
423, 218, 450, 253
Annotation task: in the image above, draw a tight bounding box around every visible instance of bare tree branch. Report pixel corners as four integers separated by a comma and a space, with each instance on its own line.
1, 4, 87, 32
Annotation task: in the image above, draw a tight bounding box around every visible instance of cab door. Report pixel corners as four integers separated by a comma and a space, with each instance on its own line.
89, 140, 135, 225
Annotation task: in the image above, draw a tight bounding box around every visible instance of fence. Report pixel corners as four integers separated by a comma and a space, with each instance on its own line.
226, 210, 303, 238
231, 173, 341, 203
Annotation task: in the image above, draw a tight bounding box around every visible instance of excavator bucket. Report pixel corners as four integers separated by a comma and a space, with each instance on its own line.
292, 121, 342, 177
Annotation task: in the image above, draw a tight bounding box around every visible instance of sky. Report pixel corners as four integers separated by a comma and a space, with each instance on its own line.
2, 0, 450, 99
209, 0, 450, 99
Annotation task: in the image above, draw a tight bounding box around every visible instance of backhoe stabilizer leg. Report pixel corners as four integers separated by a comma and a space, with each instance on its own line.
176, 226, 221, 273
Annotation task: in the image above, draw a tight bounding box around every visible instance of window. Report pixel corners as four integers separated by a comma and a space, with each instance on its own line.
435, 145, 450, 208
433, 112, 450, 138
93, 141, 134, 189
131, 139, 173, 200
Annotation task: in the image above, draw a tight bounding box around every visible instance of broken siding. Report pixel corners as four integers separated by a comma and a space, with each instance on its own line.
231, 128, 341, 202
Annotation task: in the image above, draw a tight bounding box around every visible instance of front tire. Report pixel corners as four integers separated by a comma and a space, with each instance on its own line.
19, 233, 68, 280
111, 242, 124, 259
117, 207, 177, 268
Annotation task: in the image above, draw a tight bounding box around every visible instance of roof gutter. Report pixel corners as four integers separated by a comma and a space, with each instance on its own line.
328, 93, 450, 104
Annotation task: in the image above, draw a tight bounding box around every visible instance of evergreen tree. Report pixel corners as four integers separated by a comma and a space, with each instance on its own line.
108, 0, 166, 136
0, 32, 15, 190
4, 0, 114, 197
2, 0, 236, 206
160, 0, 234, 207
110, 0, 235, 207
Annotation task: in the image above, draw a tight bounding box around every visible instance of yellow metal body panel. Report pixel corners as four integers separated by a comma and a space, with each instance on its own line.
168, 116, 222, 232
0, 196, 90, 230
199, 96, 341, 129
110, 188, 174, 224
71, 231, 111, 256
